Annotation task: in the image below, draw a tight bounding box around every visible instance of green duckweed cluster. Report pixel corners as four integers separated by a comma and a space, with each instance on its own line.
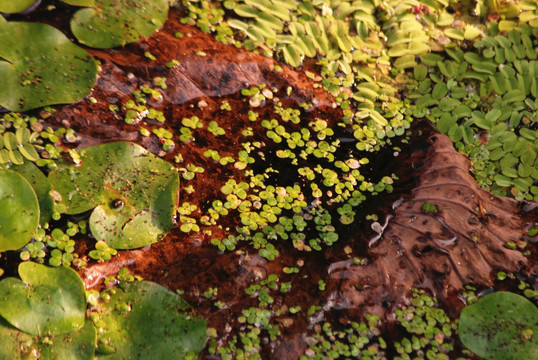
296, 289, 462, 360
182, 0, 538, 203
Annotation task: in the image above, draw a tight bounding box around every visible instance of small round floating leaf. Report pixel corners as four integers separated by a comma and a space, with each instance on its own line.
0, 262, 86, 336
48, 142, 179, 249
94, 281, 206, 359
0, 318, 96, 360
0, 169, 38, 252
0, 22, 98, 112
70, 0, 169, 49
464, 27, 481, 40
459, 292, 538, 359
0, 0, 36, 13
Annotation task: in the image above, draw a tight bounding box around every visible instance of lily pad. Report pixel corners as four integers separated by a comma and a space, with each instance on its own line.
0, 0, 36, 13
0, 318, 96, 360
70, 0, 169, 49
9, 161, 53, 225
459, 291, 538, 359
93, 281, 206, 359
61, 0, 95, 6
0, 22, 98, 112
0, 169, 39, 252
0, 262, 86, 336
48, 142, 179, 249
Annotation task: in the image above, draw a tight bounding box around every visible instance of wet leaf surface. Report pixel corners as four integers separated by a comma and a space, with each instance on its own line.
0, 169, 38, 252
70, 0, 169, 48
0, 0, 36, 14
9, 161, 53, 225
0, 262, 86, 336
459, 291, 538, 359
48, 142, 179, 249
93, 281, 206, 359
0, 319, 96, 360
0, 22, 98, 111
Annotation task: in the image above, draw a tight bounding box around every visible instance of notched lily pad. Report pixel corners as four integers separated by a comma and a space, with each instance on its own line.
0, 169, 39, 252
93, 281, 206, 359
48, 142, 179, 249
459, 291, 538, 359
0, 22, 98, 112
70, 0, 169, 49
0, 262, 86, 336
0, 318, 96, 360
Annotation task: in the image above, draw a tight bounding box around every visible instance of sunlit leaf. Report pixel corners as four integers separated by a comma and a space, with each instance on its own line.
48, 142, 179, 249
0, 169, 38, 252
93, 281, 206, 359
0, 22, 98, 111
70, 0, 169, 48
0, 262, 86, 336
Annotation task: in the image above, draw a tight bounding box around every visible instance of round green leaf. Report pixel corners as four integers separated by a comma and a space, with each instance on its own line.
459, 292, 538, 359
0, 262, 86, 336
0, 169, 39, 252
0, 318, 96, 360
0, 0, 36, 13
70, 0, 169, 49
48, 142, 179, 249
10, 161, 53, 225
94, 281, 206, 359
61, 0, 95, 6
0, 22, 98, 112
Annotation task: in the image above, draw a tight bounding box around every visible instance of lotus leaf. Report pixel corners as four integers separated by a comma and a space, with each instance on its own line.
0, 169, 39, 252
94, 281, 206, 359
48, 142, 179, 249
0, 318, 96, 360
459, 291, 538, 359
0, 22, 98, 112
0, 0, 35, 14
70, 0, 169, 49
9, 161, 53, 225
0, 262, 86, 336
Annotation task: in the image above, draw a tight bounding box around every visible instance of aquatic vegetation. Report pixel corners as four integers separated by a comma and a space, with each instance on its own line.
0, 319, 96, 360
91, 281, 207, 359
70, 0, 169, 48
459, 291, 538, 359
0, 22, 98, 112
0, 262, 86, 336
0, 0, 38, 13
48, 142, 179, 249
0, 0, 535, 359
0, 169, 39, 252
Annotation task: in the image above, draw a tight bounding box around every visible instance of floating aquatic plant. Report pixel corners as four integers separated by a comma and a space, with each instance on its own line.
0, 262, 86, 336
92, 281, 207, 359
0, 0, 36, 14
459, 291, 538, 359
0, 169, 39, 252
48, 142, 179, 249
0, 319, 96, 360
70, 0, 169, 48
0, 22, 98, 112
9, 161, 53, 225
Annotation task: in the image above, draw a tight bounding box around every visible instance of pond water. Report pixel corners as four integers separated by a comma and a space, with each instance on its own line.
1, 2, 537, 359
